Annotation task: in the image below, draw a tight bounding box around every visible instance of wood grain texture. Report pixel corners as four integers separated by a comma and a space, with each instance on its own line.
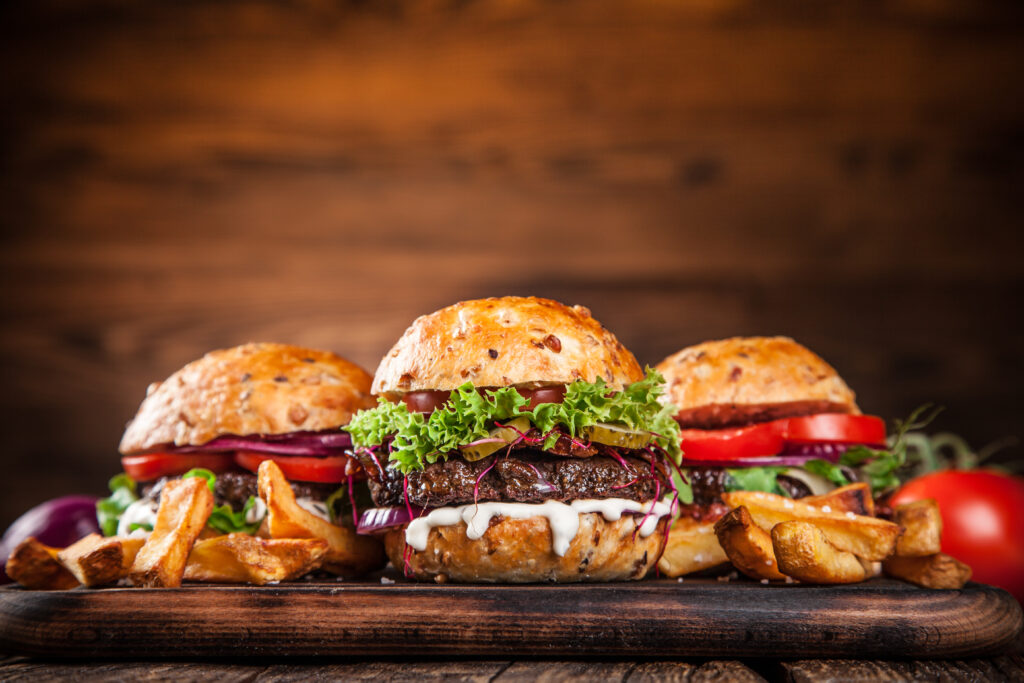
1, 0, 1023, 528
782, 656, 1024, 682
0, 579, 1019, 660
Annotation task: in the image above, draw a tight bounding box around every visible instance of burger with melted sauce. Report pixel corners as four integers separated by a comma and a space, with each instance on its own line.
347, 297, 682, 583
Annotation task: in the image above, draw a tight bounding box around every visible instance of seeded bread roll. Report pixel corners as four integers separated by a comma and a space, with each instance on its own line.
373, 296, 643, 398
384, 513, 667, 583
120, 343, 374, 454
656, 336, 858, 428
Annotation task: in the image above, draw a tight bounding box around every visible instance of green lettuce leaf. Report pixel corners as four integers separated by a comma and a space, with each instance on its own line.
803, 459, 853, 487
724, 466, 790, 496
183, 467, 264, 534
346, 368, 681, 473
96, 474, 139, 536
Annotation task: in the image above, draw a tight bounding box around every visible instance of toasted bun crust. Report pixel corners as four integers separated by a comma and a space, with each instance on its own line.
373, 296, 643, 397
383, 512, 666, 583
656, 336, 858, 428
120, 343, 374, 454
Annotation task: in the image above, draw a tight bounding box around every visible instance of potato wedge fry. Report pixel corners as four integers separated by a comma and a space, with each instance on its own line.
772, 520, 868, 584
883, 553, 971, 589
57, 534, 145, 587
802, 483, 874, 517
184, 533, 328, 585
6, 537, 79, 590
130, 477, 213, 587
257, 460, 385, 576
714, 507, 786, 581
892, 499, 942, 557
721, 490, 901, 561
657, 517, 729, 578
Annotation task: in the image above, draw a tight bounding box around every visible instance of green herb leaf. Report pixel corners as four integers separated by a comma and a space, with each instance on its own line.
96, 474, 138, 537
207, 496, 263, 535
803, 459, 852, 487
346, 368, 681, 473
182, 468, 217, 493
724, 466, 790, 496
671, 467, 694, 505
128, 522, 153, 533
326, 486, 347, 525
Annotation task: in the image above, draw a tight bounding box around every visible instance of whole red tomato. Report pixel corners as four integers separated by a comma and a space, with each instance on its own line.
890, 470, 1024, 602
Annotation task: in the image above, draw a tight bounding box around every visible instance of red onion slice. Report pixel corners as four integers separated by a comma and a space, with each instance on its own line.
169, 430, 353, 457
357, 506, 428, 535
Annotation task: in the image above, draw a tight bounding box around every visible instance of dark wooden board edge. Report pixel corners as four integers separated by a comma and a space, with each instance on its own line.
0, 579, 1019, 660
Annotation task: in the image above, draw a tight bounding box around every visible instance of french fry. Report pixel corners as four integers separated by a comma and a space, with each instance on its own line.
657, 517, 729, 578
802, 483, 874, 517
772, 521, 869, 584
892, 499, 942, 557
57, 534, 145, 587
257, 460, 385, 576
6, 537, 79, 590
721, 490, 901, 561
714, 507, 786, 581
130, 477, 213, 587
184, 533, 328, 585
883, 553, 971, 589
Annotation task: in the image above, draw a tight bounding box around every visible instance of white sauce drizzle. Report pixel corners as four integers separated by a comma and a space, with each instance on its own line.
296, 497, 331, 522
245, 497, 268, 525
405, 497, 674, 557
117, 499, 159, 537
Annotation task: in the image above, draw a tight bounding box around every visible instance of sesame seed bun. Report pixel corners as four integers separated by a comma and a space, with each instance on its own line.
119, 343, 374, 454
656, 336, 858, 428
372, 296, 643, 398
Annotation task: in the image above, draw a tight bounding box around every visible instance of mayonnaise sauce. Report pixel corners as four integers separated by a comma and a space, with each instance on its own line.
296, 497, 331, 522
117, 499, 159, 537
405, 497, 674, 557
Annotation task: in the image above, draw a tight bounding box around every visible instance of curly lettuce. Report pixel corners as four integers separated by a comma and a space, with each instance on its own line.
346, 368, 681, 473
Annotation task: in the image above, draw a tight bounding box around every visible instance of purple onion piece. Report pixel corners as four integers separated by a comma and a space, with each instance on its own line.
168, 430, 352, 457
357, 506, 428, 535
1, 496, 101, 583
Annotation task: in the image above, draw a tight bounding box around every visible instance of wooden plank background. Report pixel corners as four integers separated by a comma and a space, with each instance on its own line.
0, 0, 1022, 527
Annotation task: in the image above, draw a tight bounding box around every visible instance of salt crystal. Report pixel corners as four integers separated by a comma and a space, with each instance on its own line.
783, 500, 794, 509
846, 512, 856, 519
821, 505, 832, 513
380, 576, 395, 585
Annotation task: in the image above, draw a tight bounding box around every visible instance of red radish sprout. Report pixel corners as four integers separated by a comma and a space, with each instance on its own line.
347, 474, 358, 523
473, 456, 498, 505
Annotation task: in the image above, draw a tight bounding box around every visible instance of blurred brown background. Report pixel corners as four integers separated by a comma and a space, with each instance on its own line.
1, 0, 1022, 528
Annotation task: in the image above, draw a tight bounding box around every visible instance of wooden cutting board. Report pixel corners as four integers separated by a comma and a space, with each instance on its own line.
0, 578, 1019, 659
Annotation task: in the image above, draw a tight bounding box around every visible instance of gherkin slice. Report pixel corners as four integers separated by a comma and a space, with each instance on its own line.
581, 423, 651, 450
461, 416, 532, 461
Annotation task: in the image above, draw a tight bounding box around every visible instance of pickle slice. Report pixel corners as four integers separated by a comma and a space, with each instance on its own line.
581, 423, 651, 450
461, 416, 532, 462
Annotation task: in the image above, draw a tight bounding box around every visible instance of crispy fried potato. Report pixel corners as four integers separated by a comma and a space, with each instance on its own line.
802, 483, 874, 517
257, 460, 385, 576
6, 537, 79, 590
184, 533, 328, 585
57, 534, 145, 587
892, 499, 942, 557
657, 517, 729, 578
714, 507, 786, 581
772, 521, 868, 584
130, 477, 213, 587
721, 491, 901, 561
883, 553, 971, 589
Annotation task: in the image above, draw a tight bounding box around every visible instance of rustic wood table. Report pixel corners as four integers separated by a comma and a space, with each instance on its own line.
1, 652, 1022, 682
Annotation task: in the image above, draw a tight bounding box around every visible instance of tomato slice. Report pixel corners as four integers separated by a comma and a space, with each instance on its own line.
121, 453, 235, 482
234, 451, 351, 483
784, 414, 887, 447
678, 422, 785, 461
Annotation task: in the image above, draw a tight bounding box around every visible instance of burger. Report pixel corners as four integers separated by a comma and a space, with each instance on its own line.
655, 336, 891, 524
100, 342, 386, 575
346, 297, 682, 583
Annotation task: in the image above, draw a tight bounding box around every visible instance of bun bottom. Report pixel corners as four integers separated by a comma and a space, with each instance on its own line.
383, 511, 668, 583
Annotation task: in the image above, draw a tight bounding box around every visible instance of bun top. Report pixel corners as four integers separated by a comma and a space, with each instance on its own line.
656, 336, 858, 428
372, 296, 643, 397
120, 343, 374, 454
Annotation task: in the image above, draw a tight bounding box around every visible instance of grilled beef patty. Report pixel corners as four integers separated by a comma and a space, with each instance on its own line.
141, 471, 337, 509
357, 449, 670, 508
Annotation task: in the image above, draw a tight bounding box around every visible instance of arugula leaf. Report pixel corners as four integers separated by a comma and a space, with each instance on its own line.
96, 474, 139, 537
724, 466, 790, 496
346, 368, 681, 473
